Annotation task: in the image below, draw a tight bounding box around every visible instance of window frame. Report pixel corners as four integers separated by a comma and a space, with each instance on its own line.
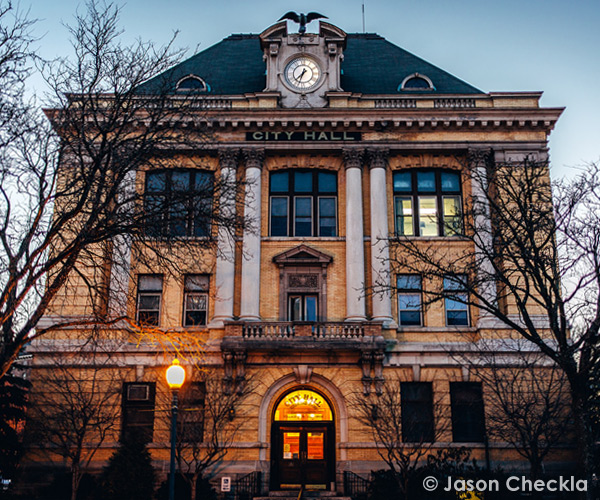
401, 382, 435, 443
182, 274, 209, 327
396, 274, 423, 326
136, 275, 163, 326
450, 382, 486, 443
393, 169, 463, 237
269, 170, 338, 237
144, 169, 214, 239
122, 382, 156, 443
443, 275, 470, 326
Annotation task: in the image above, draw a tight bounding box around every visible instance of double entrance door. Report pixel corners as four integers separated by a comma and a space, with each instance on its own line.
272, 423, 334, 490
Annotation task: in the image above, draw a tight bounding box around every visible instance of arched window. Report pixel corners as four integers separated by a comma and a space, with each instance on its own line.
399, 73, 435, 91
269, 170, 338, 237
176, 75, 209, 92
145, 169, 213, 238
274, 389, 333, 421
393, 169, 463, 237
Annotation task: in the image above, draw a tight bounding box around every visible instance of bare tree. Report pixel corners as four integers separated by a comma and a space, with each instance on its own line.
353, 377, 451, 498
26, 336, 123, 500
0, 0, 247, 379
383, 153, 600, 481
172, 374, 253, 500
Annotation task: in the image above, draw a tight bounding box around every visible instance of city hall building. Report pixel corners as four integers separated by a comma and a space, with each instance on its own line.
25, 16, 571, 496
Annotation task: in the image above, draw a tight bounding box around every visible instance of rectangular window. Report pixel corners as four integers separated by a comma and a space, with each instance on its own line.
450, 382, 485, 442
183, 275, 209, 326
418, 196, 438, 236
444, 275, 469, 326
122, 382, 156, 443
394, 197, 414, 236
443, 196, 463, 236
401, 382, 434, 442
397, 275, 422, 326
318, 197, 337, 236
179, 381, 206, 442
270, 196, 289, 236
136, 275, 163, 326
294, 196, 313, 236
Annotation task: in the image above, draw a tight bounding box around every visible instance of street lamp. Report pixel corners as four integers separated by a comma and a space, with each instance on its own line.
166, 358, 186, 500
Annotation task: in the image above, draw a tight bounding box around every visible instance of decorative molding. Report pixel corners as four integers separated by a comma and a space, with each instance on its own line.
218, 148, 239, 170
367, 148, 389, 170
242, 148, 265, 170
343, 148, 364, 170
293, 365, 313, 384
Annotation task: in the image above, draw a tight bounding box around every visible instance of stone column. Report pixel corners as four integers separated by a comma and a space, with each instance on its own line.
210, 149, 238, 326
368, 148, 395, 326
469, 148, 498, 326
107, 169, 136, 318
344, 148, 367, 321
240, 148, 264, 321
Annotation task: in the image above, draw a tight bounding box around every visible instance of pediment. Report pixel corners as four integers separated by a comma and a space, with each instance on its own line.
273, 244, 333, 267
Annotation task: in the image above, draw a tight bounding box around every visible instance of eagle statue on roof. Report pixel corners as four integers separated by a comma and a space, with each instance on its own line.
278, 12, 328, 34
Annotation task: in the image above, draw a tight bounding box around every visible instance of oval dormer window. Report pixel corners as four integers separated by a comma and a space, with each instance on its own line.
176, 75, 209, 92
399, 73, 435, 91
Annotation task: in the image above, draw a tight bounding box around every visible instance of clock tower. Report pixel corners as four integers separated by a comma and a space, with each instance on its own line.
260, 20, 347, 108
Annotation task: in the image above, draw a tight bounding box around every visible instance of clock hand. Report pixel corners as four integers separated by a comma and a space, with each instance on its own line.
298, 68, 307, 81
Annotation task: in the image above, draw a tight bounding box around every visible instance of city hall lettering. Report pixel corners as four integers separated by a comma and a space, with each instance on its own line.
247, 131, 361, 141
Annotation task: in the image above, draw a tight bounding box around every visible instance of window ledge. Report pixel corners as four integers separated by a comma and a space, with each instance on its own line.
396, 326, 476, 333
391, 235, 469, 242
262, 236, 345, 242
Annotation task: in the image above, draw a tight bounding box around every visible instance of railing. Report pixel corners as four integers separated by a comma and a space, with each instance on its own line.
434, 98, 476, 108
343, 471, 371, 500
233, 471, 262, 500
241, 322, 367, 340
374, 98, 416, 109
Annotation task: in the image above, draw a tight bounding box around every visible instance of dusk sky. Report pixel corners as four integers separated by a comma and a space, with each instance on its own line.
29, 0, 600, 179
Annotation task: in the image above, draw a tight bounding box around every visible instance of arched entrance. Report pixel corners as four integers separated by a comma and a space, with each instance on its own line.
271, 388, 336, 491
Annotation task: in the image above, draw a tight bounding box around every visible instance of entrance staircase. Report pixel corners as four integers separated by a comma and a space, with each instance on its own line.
254, 491, 351, 500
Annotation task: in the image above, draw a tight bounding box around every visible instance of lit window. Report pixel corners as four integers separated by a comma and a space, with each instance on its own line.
393, 170, 463, 237
450, 382, 485, 442
145, 169, 213, 238
269, 170, 337, 237
401, 382, 434, 442
444, 275, 469, 326
183, 275, 209, 326
397, 275, 422, 326
136, 275, 163, 326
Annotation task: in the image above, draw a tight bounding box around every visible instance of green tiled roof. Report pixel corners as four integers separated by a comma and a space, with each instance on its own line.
137, 32, 482, 95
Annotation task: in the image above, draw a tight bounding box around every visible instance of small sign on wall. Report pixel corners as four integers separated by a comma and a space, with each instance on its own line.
221, 477, 231, 492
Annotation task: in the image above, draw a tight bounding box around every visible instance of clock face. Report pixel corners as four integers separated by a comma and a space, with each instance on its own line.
285, 57, 321, 91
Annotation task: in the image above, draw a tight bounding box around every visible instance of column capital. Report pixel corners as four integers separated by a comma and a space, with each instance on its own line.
218, 148, 240, 170
367, 147, 389, 170
342, 147, 364, 170
242, 148, 265, 170
467, 147, 494, 168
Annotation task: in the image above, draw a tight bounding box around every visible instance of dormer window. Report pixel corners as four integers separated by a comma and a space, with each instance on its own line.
399, 73, 435, 91
176, 75, 209, 92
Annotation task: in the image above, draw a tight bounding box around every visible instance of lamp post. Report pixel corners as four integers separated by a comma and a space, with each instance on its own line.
166, 358, 186, 500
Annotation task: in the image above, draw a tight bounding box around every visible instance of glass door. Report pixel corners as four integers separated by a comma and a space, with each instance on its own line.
288, 294, 318, 321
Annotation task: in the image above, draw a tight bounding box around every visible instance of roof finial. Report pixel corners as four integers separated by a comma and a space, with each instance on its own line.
278, 12, 328, 34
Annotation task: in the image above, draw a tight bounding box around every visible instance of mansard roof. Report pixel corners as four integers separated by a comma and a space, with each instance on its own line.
137, 32, 482, 96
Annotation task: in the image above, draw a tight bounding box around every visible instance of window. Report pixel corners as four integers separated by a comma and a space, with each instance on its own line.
269, 170, 337, 237
136, 275, 163, 326
145, 169, 213, 238
399, 73, 435, 91
183, 275, 209, 326
444, 275, 469, 326
401, 382, 434, 442
178, 381, 206, 442
176, 75, 209, 92
393, 170, 463, 237
450, 382, 485, 442
288, 294, 318, 322
397, 275, 422, 326
122, 382, 156, 443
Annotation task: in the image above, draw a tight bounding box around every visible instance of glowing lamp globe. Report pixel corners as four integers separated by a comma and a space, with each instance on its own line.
166, 359, 186, 389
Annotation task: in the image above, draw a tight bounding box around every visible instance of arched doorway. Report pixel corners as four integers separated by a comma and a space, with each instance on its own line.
271, 388, 336, 491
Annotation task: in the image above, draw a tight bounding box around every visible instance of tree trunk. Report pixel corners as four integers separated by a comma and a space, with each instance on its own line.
71, 465, 80, 500
190, 472, 199, 500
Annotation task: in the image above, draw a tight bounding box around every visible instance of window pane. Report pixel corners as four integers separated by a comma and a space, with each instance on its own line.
305, 296, 317, 321
443, 196, 463, 236
138, 294, 160, 310
294, 197, 312, 236
195, 171, 213, 191
172, 171, 191, 191
289, 296, 302, 321
444, 276, 467, 291
401, 383, 434, 442
318, 172, 337, 192
400, 310, 422, 326
441, 172, 460, 192
398, 294, 421, 310
294, 172, 313, 192
393, 172, 412, 192
139, 275, 163, 291
185, 275, 209, 292
417, 171, 436, 192
318, 197, 336, 217
451, 382, 486, 443
271, 197, 288, 236
418, 197, 438, 236
397, 275, 421, 290
395, 197, 414, 236
271, 172, 289, 192
186, 294, 207, 311
318, 197, 336, 236
147, 172, 166, 192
